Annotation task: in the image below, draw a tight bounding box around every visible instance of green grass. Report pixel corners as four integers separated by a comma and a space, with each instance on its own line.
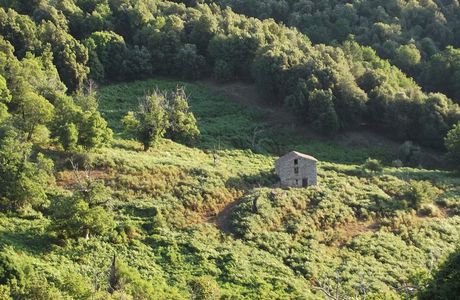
1, 78, 460, 299
98, 78, 392, 164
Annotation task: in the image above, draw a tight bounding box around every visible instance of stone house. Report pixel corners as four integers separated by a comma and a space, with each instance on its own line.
275, 151, 318, 187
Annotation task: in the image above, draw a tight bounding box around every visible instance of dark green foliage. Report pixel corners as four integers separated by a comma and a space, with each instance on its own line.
166, 87, 200, 145
399, 141, 422, 167
0, 8, 40, 58
123, 90, 169, 151
423, 47, 460, 103
421, 250, 460, 299
52, 93, 112, 151
445, 122, 460, 169
50, 178, 114, 239
175, 44, 206, 79
39, 20, 89, 91
123, 86, 200, 149
122, 45, 152, 80
0, 129, 54, 211
308, 89, 339, 134
85, 30, 127, 80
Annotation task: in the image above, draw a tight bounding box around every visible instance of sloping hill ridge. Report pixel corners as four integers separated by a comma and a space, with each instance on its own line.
1, 78, 459, 299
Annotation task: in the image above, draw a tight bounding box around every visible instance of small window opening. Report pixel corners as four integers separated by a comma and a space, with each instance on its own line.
294, 159, 298, 165
294, 167, 299, 174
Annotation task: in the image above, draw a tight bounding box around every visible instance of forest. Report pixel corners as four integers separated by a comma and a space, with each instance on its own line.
0, 0, 459, 299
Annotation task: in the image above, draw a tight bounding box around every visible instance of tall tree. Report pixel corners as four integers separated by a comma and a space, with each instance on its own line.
123, 91, 169, 151
166, 87, 200, 145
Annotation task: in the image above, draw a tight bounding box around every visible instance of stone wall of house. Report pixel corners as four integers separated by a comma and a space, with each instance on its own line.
275, 154, 317, 187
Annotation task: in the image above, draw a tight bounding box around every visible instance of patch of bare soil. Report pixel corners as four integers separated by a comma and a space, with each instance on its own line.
336, 221, 379, 246
207, 197, 247, 233
56, 170, 111, 188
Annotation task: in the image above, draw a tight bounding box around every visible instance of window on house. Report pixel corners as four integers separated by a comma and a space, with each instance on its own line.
294, 159, 298, 165
294, 167, 299, 174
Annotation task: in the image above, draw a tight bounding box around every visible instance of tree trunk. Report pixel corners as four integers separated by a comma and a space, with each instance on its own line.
252, 198, 258, 214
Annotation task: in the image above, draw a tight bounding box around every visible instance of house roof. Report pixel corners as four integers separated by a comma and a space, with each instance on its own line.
277, 151, 318, 162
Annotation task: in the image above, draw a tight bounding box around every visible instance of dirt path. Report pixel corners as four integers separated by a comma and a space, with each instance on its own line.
208, 197, 247, 233
198, 79, 447, 232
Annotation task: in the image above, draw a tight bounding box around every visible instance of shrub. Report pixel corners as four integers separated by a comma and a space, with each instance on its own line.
445, 122, 460, 170
421, 250, 460, 299
188, 276, 221, 300
392, 159, 403, 168
50, 196, 115, 239
404, 180, 441, 210
166, 87, 200, 145
418, 204, 440, 217
0, 285, 11, 299
361, 158, 383, 176
108, 258, 158, 299
123, 87, 200, 150
399, 141, 421, 167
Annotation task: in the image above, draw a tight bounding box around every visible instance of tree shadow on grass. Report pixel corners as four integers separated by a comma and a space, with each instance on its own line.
225, 170, 279, 190
419, 249, 460, 300
322, 163, 460, 184
0, 222, 53, 255
386, 169, 459, 182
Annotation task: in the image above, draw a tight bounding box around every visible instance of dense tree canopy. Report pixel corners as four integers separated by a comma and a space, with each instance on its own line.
0, 0, 458, 148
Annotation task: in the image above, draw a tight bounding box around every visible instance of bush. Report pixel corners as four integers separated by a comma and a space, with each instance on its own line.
108, 258, 158, 299
0, 285, 11, 299
392, 159, 403, 168
404, 180, 441, 210
421, 250, 460, 299
418, 204, 440, 217
188, 276, 221, 300
50, 196, 115, 239
361, 158, 383, 176
445, 122, 460, 169
123, 87, 200, 149
399, 141, 421, 167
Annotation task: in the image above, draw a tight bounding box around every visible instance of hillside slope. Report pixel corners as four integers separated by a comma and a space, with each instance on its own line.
0, 78, 459, 299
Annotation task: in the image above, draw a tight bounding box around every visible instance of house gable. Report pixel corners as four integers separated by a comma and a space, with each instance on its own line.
275, 151, 318, 187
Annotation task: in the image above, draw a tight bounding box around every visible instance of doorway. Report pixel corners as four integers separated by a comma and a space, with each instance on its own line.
302, 178, 308, 187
